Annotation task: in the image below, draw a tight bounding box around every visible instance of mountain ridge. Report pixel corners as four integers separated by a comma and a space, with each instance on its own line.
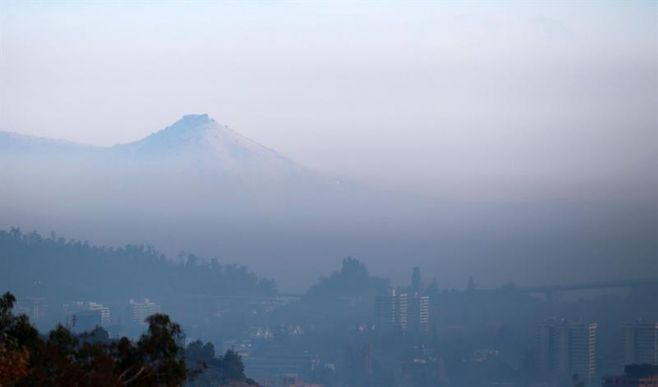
0, 114, 305, 175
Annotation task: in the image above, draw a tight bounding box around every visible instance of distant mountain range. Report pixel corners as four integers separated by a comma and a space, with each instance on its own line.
0, 114, 351, 214
1, 114, 305, 176
1, 114, 656, 291
0, 114, 387, 288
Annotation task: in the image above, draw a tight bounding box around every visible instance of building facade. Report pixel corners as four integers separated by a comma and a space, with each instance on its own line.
603, 364, 658, 387
129, 298, 160, 323
624, 321, 658, 367
64, 301, 111, 332
537, 319, 598, 384
375, 288, 429, 333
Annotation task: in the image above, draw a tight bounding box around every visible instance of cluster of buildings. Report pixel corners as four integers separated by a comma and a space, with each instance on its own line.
14, 297, 47, 324
258, 374, 323, 387
250, 325, 304, 340
14, 296, 163, 335
537, 320, 658, 386
64, 301, 111, 332
603, 364, 658, 387
374, 288, 430, 333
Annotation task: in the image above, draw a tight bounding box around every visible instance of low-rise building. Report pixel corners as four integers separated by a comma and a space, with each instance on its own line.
603, 364, 658, 387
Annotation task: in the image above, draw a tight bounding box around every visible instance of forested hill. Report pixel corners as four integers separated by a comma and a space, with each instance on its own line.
0, 228, 276, 302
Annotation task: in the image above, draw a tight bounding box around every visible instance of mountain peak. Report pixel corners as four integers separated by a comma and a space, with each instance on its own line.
178, 113, 211, 125
123, 114, 224, 151
110, 114, 302, 174
167, 114, 215, 134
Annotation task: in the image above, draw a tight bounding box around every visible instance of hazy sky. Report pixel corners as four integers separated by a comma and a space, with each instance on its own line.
1, 1, 656, 199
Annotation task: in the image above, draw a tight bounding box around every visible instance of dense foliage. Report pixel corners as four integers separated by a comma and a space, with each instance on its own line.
0, 291, 186, 386
0, 228, 276, 302
186, 341, 257, 387
0, 291, 256, 386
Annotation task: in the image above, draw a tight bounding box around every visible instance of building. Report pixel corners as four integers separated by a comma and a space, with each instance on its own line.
409, 295, 430, 333
70, 310, 102, 332
88, 302, 111, 326
537, 319, 598, 384
624, 321, 658, 366
15, 297, 47, 323
375, 288, 406, 331
64, 301, 111, 332
129, 298, 160, 323
602, 364, 658, 387
375, 288, 429, 333
245, 353, 318, 381
375, 288, 408, 331
257, 374, 323, 387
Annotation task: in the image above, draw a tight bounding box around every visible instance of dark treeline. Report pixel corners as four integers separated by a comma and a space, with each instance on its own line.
0, 228, 276, 303
304, 257, 389, 300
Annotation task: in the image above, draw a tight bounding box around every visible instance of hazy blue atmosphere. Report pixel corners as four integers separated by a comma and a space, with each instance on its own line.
1, 1, 657, 290
1, 2, 657, 387
1, 1, 656, 198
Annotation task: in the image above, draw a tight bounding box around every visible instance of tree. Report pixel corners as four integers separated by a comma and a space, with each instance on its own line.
0, 292, 42, 385
0, 291, 191, 386
79, 326, 110, 344
221, 350, 246, 383
0, 228, 277, 306
127, 313, 187, 386
186, 340, 216, 368
185, 342, 257, 387
341, 257, 368, 280
0, 345, 29, 385
305, 257, 388, 299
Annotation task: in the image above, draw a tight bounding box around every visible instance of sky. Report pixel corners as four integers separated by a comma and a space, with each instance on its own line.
1, 0, 656, 200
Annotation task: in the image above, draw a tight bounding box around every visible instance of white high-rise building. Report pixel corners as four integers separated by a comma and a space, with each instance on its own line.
410, 295, 430, 333
375, 288, 405, 331
129, 298, 160, 323
375, 289, 429, 333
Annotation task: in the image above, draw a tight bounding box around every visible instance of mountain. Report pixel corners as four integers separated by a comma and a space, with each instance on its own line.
0, 130, 88, 153
0, 115, 382, 289
0, 130, 99, 164
2, 115, 656, 291
1, 114, 350, 215
1, 114, 305, 176
111, 114, 304, 176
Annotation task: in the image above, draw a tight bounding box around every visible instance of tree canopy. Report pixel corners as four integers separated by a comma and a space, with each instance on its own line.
0, 291, 257, 386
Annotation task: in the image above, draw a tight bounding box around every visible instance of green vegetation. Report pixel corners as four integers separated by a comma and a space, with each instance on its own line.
0, 291, 256, 386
